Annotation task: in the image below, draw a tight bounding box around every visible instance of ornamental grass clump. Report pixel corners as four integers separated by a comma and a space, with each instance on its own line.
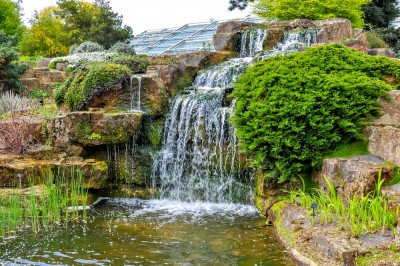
0, 170, 88, 237
233, 43, 400, 182
289, 174, 398, 237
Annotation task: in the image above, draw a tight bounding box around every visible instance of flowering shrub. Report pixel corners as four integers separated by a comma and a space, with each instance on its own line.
109, 41, 135, 54
72, 41, 105, 54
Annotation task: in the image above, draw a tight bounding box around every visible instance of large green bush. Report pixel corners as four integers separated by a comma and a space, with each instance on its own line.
233, 44, 400, 182
58, 62, 130, 110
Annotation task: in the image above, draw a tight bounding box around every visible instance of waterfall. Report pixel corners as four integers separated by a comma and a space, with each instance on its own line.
152, 26, 319, 204
152, 88, 251, 203
129, 75, 142, 111
239, 27, 267, 58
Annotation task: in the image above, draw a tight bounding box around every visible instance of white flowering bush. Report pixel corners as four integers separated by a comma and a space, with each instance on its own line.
48, 52, 116, 69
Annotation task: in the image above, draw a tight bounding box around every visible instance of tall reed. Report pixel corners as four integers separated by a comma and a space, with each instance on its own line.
289, 173, 398, 237
0, 170, 88, 237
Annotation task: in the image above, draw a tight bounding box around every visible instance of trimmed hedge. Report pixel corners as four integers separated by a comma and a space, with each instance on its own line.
233, 44, 400, 182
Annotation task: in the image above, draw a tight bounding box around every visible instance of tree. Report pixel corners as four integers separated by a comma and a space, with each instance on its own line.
228, 0, 253, 11
90, 0, 133, 49
56, 0, 133, 49
253, 0, 370, 28
19, 7, 70, 57
0, 31, 27, 92
0, 0, 25, 38
363, 0, 399, 28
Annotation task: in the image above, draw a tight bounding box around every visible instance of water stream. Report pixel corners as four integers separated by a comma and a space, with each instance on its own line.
0, 27, 318, 265
0, 199, 294, 265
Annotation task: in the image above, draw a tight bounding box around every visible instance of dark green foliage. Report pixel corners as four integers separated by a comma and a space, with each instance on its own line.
363, 0, 399, 28
233, 44, 400, 182
0, 31, 27, 92
228, 0, 253, 11
58, 62, 130, 110
371, 27, 400, 54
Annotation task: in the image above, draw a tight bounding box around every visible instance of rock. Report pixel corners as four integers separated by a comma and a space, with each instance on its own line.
270, 201, 364, 266
213, 20, 258, 51
288, 19, 316, 29
21, 67, 67, 92
255, 169, 300, 213
366, 126, 400, 166
314, 18, 354, 44
50, 110, 143, 146
36, 58, 52, 68
86, 74, 168, 115
313, 157, 393, 198
368, 48, 396, 58
344, 39, 368, 53
370, 90, 400, 126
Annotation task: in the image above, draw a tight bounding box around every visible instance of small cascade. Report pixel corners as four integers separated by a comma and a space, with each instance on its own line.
152, 88, 251, 203
194, 58, 252, 88
239, 27, 267, 58
129, 75, 142, 112
258, 28, 318, 59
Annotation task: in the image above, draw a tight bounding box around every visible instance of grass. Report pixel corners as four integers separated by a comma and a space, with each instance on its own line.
0, 170, 88, 237
289, 172, 398, 238
324, 140, 369, 159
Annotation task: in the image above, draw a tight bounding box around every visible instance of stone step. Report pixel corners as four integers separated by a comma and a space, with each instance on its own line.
366, 126, 400, 166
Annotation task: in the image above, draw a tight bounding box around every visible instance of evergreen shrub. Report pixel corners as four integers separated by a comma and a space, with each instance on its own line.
233, 44, 400, 182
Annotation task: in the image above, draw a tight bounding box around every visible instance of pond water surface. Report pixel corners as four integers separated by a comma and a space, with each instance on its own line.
0, 198, 294, 265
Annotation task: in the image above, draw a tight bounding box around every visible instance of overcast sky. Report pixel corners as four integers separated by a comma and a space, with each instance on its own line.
21, 0, 252, 35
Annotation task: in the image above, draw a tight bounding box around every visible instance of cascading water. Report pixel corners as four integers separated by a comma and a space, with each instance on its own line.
129, 75, 142, 111
239, 27, 267, 58
152, 27, 318, 204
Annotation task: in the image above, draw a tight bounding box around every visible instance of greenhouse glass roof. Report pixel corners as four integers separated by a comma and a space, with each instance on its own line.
132, 16, 263, 56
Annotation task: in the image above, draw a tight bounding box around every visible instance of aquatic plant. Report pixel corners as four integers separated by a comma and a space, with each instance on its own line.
0, 170, 88, 237
289, 173, 398, 237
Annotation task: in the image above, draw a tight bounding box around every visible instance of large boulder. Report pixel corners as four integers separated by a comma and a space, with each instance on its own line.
313, 156, 393, 198
368, 48, 396, 58
51, 110, 142, 147
213, 20, 258, 51
365, 126, 400, 166
314, 18, 354, 43
370, 90, 400, 127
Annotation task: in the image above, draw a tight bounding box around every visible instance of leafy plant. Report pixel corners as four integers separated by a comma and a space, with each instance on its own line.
233, 44, 400, 182
30, 89, 51, 99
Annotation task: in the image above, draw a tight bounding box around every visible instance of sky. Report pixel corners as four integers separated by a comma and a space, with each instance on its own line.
21, 0, 252, 35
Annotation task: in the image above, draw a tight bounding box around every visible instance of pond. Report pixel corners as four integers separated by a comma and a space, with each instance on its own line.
0, 198, 294, 265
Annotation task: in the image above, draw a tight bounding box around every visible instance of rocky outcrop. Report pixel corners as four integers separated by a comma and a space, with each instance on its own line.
314, 19, 353, 44
313, 156, 393, 198
50, 110, 142, 147
368, 48, 397, 58
21, 67, 67, 93
365, 90, 400, 166
213, 20, 258, 51
366, 126, 400, 166
269, 201, 372, 266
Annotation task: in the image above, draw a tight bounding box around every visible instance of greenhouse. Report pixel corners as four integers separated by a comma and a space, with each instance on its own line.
131, 15, 262, 56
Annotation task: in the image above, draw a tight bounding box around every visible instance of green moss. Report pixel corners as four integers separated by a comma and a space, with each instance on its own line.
76, 121, 92, 139
88, 132, 102, 141
63, 62, 131, 110
387, 167, 400, 186
325, 140, 369, 158
357, 248, 400, 265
